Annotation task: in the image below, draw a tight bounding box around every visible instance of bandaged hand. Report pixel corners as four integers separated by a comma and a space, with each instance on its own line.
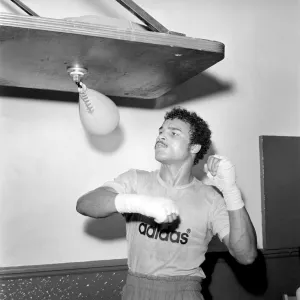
203, 155, 244, 211
115, 194, 179, 223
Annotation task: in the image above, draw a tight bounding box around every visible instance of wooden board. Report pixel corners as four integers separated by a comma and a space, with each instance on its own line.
0, 13, 224, 99
259, 135, 300, 249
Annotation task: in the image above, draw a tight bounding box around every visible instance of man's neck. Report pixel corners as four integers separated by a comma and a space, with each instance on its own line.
159, 161, 194, 187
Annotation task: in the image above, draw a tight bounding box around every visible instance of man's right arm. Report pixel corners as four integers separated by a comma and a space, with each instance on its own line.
76, 186, 179, 223
76, 186, 119, 218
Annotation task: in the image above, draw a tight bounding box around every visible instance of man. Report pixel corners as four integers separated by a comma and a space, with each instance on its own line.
76, 107, 257, 300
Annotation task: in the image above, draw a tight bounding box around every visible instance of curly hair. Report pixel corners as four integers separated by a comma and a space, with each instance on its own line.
164, 106, 212, 165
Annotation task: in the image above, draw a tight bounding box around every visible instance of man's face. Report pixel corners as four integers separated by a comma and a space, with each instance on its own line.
155, 118, 192, 164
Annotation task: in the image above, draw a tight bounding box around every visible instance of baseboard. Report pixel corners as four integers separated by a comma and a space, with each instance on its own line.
0, 259, 128, 280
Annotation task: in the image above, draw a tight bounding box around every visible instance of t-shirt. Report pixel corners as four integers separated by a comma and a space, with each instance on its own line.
103, 169, 230, 279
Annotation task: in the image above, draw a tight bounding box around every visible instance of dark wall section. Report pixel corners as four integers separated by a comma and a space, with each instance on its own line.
259, 135, 300, 249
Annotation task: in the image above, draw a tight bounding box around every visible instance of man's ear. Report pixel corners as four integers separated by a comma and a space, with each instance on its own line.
190, 144, 201, 154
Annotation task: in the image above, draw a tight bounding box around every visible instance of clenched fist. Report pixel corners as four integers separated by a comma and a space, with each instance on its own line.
115, 194, 179, 223
203, 155, 236, 192
202, 155, 244, 211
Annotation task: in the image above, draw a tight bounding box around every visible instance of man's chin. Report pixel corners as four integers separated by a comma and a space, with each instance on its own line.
155, 154, 163, 162
155, 154, 169, 164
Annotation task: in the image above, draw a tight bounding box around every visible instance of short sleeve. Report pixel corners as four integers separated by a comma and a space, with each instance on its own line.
207, 187, 230, 242
102, 169, 137, 194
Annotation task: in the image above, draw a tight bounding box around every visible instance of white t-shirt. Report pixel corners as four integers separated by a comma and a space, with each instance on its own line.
103, 169, 230, 279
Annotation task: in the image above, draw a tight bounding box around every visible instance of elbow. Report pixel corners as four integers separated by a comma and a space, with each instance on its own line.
76, 197, 83, 214
75, 194, 111, 219
237, 256, 255, 265
247, 249, 258, 264
76, 188, 117, 218
76, 196, 87, 215
235, 250, 258, 265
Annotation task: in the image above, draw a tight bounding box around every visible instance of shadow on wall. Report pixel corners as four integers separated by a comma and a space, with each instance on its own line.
201, 250, 268, 300
83, 213, 126, 240
0, 71, 233, 109
153, 72, 233, 109
1, 0, 23, 14
104, 72, 232, 109
0, 85, 79, 102
83, 124, 125, 153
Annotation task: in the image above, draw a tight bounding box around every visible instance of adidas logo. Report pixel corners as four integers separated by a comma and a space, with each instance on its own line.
138, 222, 190, 245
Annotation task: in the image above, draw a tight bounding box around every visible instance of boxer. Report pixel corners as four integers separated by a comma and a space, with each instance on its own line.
77, 107, 257, 300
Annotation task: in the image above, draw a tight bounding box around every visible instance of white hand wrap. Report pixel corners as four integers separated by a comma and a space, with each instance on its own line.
204, 155, 245, 211
114, 194, 179, 223
222, 184, 245, 211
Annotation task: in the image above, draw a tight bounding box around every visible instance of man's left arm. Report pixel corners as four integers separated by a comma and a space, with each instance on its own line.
204, 155, 257, 265
223, 206, 257, 264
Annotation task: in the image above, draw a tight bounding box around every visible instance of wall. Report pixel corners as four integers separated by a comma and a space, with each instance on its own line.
0, 0, 299, 267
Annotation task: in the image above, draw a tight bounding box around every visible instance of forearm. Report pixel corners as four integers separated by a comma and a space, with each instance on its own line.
77, 188, 178, 223
204, 155, 258, 264
76, 187, 118, 218
227, 207, 257, 264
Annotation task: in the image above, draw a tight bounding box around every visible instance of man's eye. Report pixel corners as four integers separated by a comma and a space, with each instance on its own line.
172, 132, 178, 136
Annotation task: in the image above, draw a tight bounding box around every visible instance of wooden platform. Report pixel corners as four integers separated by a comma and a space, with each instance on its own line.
0, 13, 224, 99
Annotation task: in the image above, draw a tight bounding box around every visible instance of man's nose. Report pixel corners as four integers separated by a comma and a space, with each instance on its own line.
158, 133, 166, 141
